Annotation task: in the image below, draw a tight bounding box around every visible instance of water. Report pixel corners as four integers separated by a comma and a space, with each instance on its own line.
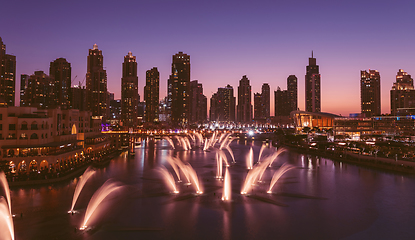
7, 139, 415, 239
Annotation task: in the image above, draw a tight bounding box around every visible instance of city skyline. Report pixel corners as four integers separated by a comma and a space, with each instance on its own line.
2, 0, 415, 116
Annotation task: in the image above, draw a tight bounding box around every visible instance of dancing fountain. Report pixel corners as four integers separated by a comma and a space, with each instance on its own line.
247, 147, 254, 169
0, 197, 14, 240
158, 166, 179, 193
80, 179, 125, 230
267, 163, 296, 193
221, 167, 231, 201
0, 172, 11, 215
216, 152, 223, 179
258, 143, 266, 162
164, 137, 175, 149
69, 167, 96, 213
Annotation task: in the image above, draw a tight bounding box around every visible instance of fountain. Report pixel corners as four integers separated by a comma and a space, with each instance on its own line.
164, 137, 175, 149
80, 179, 125, 230
158, 166, 179, 193
222, 167, 231, 201
69, 167, 96, 213
183, 164, 203, 194
166, 156, 182, 182
216, 152, 223, 179
0, 197, 14, 240
0, 172, 11, 215
267, 163, 296, 193
247, 147, 253, 169
258, 143, 266, 162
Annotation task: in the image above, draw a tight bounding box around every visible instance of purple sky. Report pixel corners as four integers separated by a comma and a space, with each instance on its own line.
2, 0, 415, 116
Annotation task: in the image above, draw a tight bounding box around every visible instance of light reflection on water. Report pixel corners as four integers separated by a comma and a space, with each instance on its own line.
7, 140, 415, 240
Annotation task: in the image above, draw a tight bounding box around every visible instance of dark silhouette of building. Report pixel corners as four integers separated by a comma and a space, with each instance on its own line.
237, 75, 252, 123
0, 37, 16, 106
210, 84, 235, 122
287, 75, 298, 112
20, 74, 29, 106
168, 52, 190, 126
390, 69, 415, 115
361, 69, 381, 117
86, 44, 107, 121
22, 71, 55, 108
275, 75, 298, 117
50, 58, 72, 109
305, 52, 320, 112
254, 93, 263, 120
71, 83, 86, 111
145, 67, 159, 123
121, 52, 138, 128
261, 83, 270, 119
189, 80, 207, 123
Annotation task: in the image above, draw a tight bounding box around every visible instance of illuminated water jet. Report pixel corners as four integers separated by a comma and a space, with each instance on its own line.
158, 166, 179, 193
69, 167, 95, 213
164, 137, 175, 149
166, 156, 181, 182
80, 179, 125, 230
267, 163, 296, 193
222, 167, 231, 201
183, 164, 203, 194
258, 143, 266, 162
247, 147, 253, 169
0, 197, 14, 240
0, 172, 11, 215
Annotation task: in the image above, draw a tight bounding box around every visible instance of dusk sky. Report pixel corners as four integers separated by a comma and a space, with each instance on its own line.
2, 0, 415, 116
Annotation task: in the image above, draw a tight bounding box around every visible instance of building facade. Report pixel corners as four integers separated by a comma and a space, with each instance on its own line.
305, 52, 321, 113
210, 85, 235, 122
49, 58, 72, 110
21, 71, 55, 109
0, 37, 16, 106
20, 74, 29, 106
237, 75, 252, 123
287, 75, 298, 112
145, 67, 160, 123
361, 69, 381, 117
121, 52, 138, 128
168, 52, 190, 126
390, 69, 415, 115
86, 44, 107, 121
189, 80, 207, 123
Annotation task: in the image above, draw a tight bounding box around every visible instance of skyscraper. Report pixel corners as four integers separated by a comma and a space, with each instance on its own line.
145, 67, 159, 123
274, 87, 290, 116
237, 75, 252, 123
50, 58, 72, 109
210, 84, 235, 122
168, 52, 190, 126
20, 74, 29, 106
287, 75, 298, 111
86, 44, 107, 121
22, 71, 54, 108
254, 93, 263, 120
0, 37, 16, 106
189, 80, 207, 123
390, 69, 415, 115
361, 69, 381, 117
261, 83, 270, 119
305, 52, 321, 112
121, 52, 138, 127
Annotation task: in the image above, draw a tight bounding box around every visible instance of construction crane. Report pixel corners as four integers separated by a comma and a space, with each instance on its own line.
70, 75, 77, 87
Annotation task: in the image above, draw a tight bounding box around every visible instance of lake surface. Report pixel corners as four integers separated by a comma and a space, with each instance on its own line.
9, 139, 415, 240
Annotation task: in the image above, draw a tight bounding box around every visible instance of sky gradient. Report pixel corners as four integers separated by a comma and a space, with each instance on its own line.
2, 0, 415, 116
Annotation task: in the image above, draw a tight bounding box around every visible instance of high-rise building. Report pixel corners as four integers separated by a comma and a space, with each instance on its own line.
50, 58, 72, 109
287, 75, 298, 111
189, 80, 207, 123
86, 44, 107, 121
361, 69, 381, 117
145, 67, 159, 123
71, 84, 86, 111
261, 83, 270, 119
274, 87, 290, 116
210, 84, 235, 122
305, 52, 321, 112
121, 52, 138, 128
20, 74, 29, 106
168, 52, 190, 126
254, 93, 263, 120
237, 75, 252, 123
390, 69, 415, 115
0, 37, 16, 106
22, 71, 55, 108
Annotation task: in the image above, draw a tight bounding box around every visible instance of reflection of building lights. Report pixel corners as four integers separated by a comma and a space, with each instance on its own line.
338, 142, 346, 145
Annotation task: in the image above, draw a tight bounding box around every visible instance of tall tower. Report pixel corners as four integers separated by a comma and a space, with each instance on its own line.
237, 75, 252, 123
20, 74, 29, 106
50, 58, 72, 109
305, 52, 321, 112
145, 67, 159, 123
22, 71, 54, 108
361, 69, 381, 117
168, 52, 190, 126
261, 83, 270, 119
86, 44, 107, 121
390, 69, 415, 115
210, 84, 236, 122
121, 52, 138, 128
287, 75, 298, 111
0, 37, 16, 106
189, 80, 207, 123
